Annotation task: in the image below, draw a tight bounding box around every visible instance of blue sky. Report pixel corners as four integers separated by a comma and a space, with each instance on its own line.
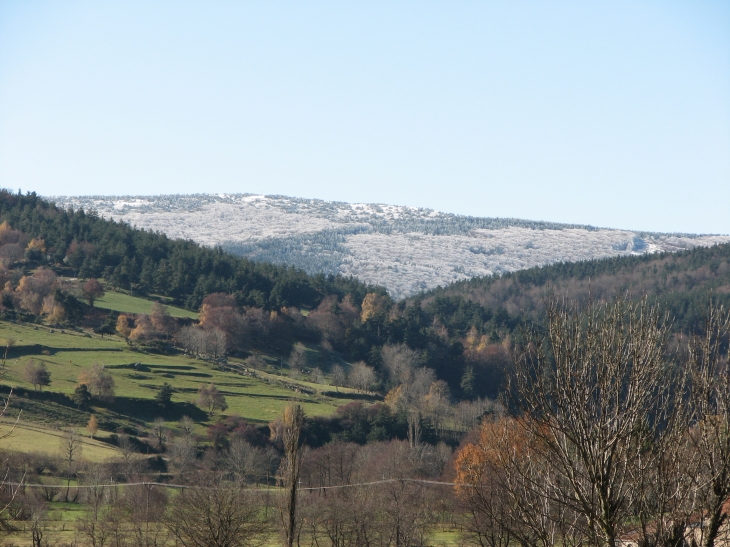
0, 1, 728, 233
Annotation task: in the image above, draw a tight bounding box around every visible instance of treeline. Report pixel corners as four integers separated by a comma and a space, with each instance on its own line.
0, 399, 461, 547
0, 435, 456, 547
5, 189, 729, 400
174, 289, 517, 400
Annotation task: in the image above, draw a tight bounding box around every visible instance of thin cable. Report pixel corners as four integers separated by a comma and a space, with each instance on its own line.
4, 478, 457, 491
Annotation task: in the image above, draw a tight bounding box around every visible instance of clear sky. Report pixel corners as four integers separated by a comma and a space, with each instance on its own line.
0, 1, 728, 234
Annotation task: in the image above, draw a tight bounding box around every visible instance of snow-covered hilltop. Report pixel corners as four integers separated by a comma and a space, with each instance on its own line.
49, 194, 730, 299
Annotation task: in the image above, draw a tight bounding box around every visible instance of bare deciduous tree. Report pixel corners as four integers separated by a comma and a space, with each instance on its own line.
78, 464, 119, 547
226, 438, 266, 485
117, 433, 138, 480
288, 343, 307, 371
60, 429, 83, 502
82, 278, 105, 307
150, 302, 174, 339
78, 364, 115, 402
381, 344, 422, 386
23, 359, 51, 391
278, 403, 305, 547
506, 296, 679, 547
177, 326, 227, 359
348, 361, 377, 393
311, 367, 326, 385
452, 298, 689, 547
687, 303, 730, 547
168, 437, 197, 476
122, 483, 169, 547
197, 384, 228, 416
179, 415, 195, 442
151, 418, 169, 451
331, 364, 346, 392
165, 473, 267, 547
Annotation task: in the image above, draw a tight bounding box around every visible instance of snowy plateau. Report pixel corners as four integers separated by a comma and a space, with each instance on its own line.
50, 194, 730, 300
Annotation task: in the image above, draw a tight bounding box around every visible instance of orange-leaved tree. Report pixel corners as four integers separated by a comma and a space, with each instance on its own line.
453, 417, 546, 547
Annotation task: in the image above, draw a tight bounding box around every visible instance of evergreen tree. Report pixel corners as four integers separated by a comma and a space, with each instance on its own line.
73, 384, 91, 409
460, 365, 475, 398
156, 382, 174, 409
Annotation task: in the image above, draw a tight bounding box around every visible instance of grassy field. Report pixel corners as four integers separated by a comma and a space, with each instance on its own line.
94, 291, 198, 319
0, 320, 361, 446
0, 418, 120, 461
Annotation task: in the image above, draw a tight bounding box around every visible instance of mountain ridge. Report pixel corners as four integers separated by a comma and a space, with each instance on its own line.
50, 193, 730, 299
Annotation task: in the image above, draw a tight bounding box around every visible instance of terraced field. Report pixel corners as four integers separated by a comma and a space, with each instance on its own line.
0, 320, 360, 451
0, 418, 119, 460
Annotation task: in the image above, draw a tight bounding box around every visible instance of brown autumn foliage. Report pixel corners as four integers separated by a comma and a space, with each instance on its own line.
360, 292, 390, 323
15, 268, 57, 315
129, 314, 155, 341
452, 296, 729, 547
81, 278, 105, 307
199, 292, 238, 327
305, 295, 348, 347
116, 314, 133, 339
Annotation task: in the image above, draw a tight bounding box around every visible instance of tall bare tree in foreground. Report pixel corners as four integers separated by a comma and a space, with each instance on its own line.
278, 403, 305, 547
0, 350, 21, 540
60, 429, 83, 502
508, 296, 677, 547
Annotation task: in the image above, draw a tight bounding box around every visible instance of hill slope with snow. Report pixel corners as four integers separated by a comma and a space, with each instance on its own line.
50, 194, 730, 299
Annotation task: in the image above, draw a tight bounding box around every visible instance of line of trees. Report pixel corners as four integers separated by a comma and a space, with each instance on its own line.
3, 191, 727, 409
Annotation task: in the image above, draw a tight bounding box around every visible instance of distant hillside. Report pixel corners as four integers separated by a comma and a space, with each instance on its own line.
421, 242, 730, 334
3, 189, 729, 407
50, 194, 730, 299
0, 191, 382, 311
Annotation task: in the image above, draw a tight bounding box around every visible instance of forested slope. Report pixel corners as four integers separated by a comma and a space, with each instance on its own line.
0, 190, 383, 310
422, 242, 730, 334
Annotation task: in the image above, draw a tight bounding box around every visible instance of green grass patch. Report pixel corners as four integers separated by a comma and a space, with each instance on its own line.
0, 419, 120, 461
94, 291, 198, 319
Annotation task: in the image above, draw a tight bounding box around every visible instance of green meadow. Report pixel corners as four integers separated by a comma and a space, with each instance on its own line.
93, 291, 198, 319
0, 319, 360, 455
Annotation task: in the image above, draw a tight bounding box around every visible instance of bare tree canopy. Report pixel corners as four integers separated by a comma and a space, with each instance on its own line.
81, 278, 104, 307
197, 383, 228, 415
23, 359, 50, 391
78, 364, 115, 401
165, 473, 267, 547
455, 296, 696, 547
